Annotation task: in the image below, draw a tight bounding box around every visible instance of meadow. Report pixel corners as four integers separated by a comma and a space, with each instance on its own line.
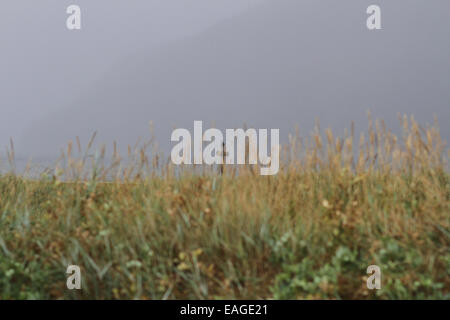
0, 115, 448, 299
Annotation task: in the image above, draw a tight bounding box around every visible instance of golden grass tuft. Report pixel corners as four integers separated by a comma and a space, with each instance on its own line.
0, 115, 448, 299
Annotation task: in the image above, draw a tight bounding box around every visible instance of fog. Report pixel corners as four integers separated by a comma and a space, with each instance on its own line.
1, 0, 449, 161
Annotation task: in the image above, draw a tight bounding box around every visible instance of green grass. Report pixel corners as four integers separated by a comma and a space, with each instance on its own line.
0, 116, 449, 299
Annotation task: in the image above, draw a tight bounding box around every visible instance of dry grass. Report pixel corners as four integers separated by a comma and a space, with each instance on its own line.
0, 115, 448, 299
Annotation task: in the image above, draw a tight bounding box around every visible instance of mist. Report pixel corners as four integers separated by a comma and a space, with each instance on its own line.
0, 0, 262, 158
1, 0, 449, 162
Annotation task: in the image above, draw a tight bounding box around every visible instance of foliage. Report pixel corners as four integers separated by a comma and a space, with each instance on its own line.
0, 116, 448, 299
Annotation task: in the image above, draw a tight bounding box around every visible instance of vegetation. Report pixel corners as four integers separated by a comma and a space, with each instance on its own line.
0, 116, 448, 299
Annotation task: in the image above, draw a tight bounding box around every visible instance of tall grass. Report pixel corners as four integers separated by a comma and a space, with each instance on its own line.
0, 115, 448, 299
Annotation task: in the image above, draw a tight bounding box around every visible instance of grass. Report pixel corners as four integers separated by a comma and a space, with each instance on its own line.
0, 115, 449, 299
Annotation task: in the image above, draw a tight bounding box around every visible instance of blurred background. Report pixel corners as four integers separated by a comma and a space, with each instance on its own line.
1, 0, 449, 164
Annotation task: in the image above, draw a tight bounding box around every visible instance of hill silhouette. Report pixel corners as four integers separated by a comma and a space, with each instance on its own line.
21, 0, 450, 158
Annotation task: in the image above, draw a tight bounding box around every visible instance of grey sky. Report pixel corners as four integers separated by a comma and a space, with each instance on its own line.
1, 0, 261, 157
1, 0, 449, 159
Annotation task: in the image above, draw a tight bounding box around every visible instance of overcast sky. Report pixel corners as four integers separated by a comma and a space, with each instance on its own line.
1, 0, 449, 160
0, 0, 262, 157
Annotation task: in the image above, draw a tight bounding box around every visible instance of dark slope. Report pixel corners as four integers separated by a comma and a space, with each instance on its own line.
22, 0, 450, 157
